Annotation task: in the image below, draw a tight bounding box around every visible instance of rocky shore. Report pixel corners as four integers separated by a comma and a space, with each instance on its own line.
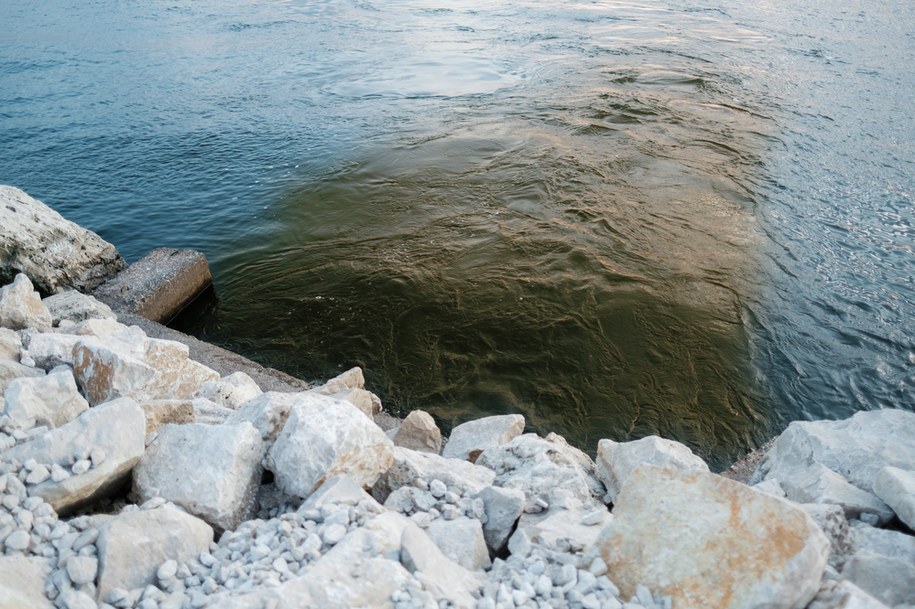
1, 185, 913, 609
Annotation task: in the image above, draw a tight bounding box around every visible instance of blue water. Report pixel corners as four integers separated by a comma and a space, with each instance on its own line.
1, 0, 912, 468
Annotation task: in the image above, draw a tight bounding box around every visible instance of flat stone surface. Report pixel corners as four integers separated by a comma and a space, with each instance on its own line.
595, 466, 828, 609
442, 414, 525, 461
93, 247, 212, 323
840, 552, 915, 607
808, 580, 891, 609
400, 524, 484, 607
0, 359, 44, 397
0, 185, 126, 294
424, 516, 491, 571
0, 326, 21, 361
42, 290, 116, 325
138, 398, 196, 433
2, 366, 89, 430
872, 466, 915, 530
777, 462, 893, 524
0, 555, 53, 609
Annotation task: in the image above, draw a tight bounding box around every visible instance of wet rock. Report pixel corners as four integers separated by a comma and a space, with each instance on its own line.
0, 274, 52, 331
96, 504, 213, 601
133, 422, 263, 531
3, 398, 146, 513
265, 394, 394, 499
373, 446, 495, 503
392, 409, 442, 454
872, 466, 915, 530
442, 414, 525, 461
43, 290, 116, 326
595, 466, 828, 609
195, 371, 261, 410
0, 185, 126, 294
2, 366, 89, 430
595, 435, 709, 504
0, 555, 53, 608
425, 516, 491, 571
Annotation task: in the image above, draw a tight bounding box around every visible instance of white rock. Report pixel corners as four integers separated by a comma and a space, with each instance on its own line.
2, 367, 89, 430
847, 521, 915, 564
392, 410, 442, 454
224, 391, 302, 442
65, 554, 99, 586
298, 475, 382, 515
442, 414, 525, 461
778, 462, 894, 524
808, 580, 891, 609
477, 485, 526, 553
425, 516, 491, 571
195, 372, 261, 410
0, 327, 21, 361
595, 435, 709, 504
0, 274, 52, 331
0, 359, 44, 396
373, 446, 495, 503
840, 552, 915, 607
96, 504, 213, 601
19, 331, 80, 369
42, 290, 116, 325
0, 555, 53, 608
138, 399, 195, 433
69, 317, 129, 337
509, 497, 611, 555
752, 478, 787, 499
400, 524, 484, 608
4, 529, 31, 550
319, 387, 382, 418
314, 366, 365, 393
872, 466, 915, 530
595, 466, 829, 609
801, 503, 853, 570
133, 422, 263, 531
0, 185, 126, 294
265, 394, 394, 499
476, 433, 603, 508
3, 398, 146, 513
756, 409, 915, 495
190, 397, 233, 425
71, 328, 219, 406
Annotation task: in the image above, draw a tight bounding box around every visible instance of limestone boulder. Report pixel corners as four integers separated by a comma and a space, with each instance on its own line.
840, 552, 915, 607
96, 504, 213, 601
2, 366, 89, 430
72, 327, 219, 405
476, 485, 526, 553
265, 394, 394, 499
475, 433, 604, 508
509, 496, 612, 556
373, 446, 495, 503
0, 555, 53, 609
847, 521, 915, 564
3, 398, 146, 513
0, 360, 44, 395
777, 462, 894, 524
315, 366, 366, 393
595, 435, 709, 503
400, 524, 484, 608
595, 466, 829, 609
298, 475, 383, 515
195, 371, 261, 410
392, 409, 442, 454
0, 274, 52, 331
0, 185, 126, 294
191, 397, 234, 424
756, 409, 915, 495
224, 391, 302, 442
0, 327, 21, 361
873, 466, 915, 529
442, 414, 525, 461
808, 580, 891, 609
42, 290, 116, 325
133, 422, 264, 531
138, 399, 195, 433
19, 331, 80, 369
801, 503, 853, 570
425, 516, 491, 571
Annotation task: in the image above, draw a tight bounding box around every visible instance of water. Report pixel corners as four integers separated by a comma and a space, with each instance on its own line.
1, 0, 912, 469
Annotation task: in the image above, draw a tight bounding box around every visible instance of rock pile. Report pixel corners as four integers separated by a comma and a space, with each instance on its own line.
1, 271, 914, 609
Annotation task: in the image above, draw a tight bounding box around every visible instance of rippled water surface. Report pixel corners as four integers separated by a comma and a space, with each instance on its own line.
2, 0, 912, 468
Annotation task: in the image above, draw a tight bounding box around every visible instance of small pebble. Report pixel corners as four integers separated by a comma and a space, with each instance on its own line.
321, 523, 347, 545
25, 464, 50, 485
4, 529, 30, 551
72, 460, 91, 475
157, 559, 179, 581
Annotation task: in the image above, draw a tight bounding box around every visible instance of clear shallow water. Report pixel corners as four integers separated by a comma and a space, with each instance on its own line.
1, 0, 912, 469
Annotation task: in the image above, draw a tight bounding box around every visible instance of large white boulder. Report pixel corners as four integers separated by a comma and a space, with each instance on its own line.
42, 290, 116, 325
0, 274, 52, 331
3, 398, 146, 513
71, 327, 219, 405
476, 485, 526, 553
475, 433, 604, 508
0, 185, 126, 294
0, 360, 44, 397
872, 466, 915, 529
442, 414, 525, 461
840, 552, 915, 607
265, 394, 394, 499
509, 496, 612, 556
594, 466, 829, 609
96, 504, 213, 601
133, 422, 264, 531
195, 371, 261, 410
756, 409, 915, 495
224, 391, 302, 442
777, 462, 894, 524
424, 516, 491, 571
392, 409, 442, 454
138, 398, 195, 433
0, 555, 53, 609
595, 435, 709, 503
808, 580, 891, 609
19, 331, 80, 369
373, 446, 496, 502
2, 366, 89, 430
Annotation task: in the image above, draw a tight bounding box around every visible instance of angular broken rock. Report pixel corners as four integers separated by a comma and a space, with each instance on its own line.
2, 366, 89, 430
138, 398, 195, 434
425, 516, 491, 571
72, 327, 219, 405
509, 497, 612, 555
840, 552, 915, 607
3, 398, 146, 513
0, 273, 52, 331
373, 446, 495, 503
595, 434, 709, 503
777, 462, 894, 524
195, 371, 262, 410
96, 504, 213, 601
807, 580, 892, 609
20, 331, 80, 370
0, 360, 44, 397
0, 327, 21, 361
475, 433, 603, 508
595, 466, 829, 609
265, 394, 394, 499
477, 485, 526, 553
0, 555, 53, 609
442, 414, 525, 461
225, 390, 302, 442
400, 524, 484, 608
42, 290, 116, 325
392, 409, 442, 454
872, 466, 915, 530
133, 422, 263, 531
0, 185, 126, 294
757, 409, 915, 495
